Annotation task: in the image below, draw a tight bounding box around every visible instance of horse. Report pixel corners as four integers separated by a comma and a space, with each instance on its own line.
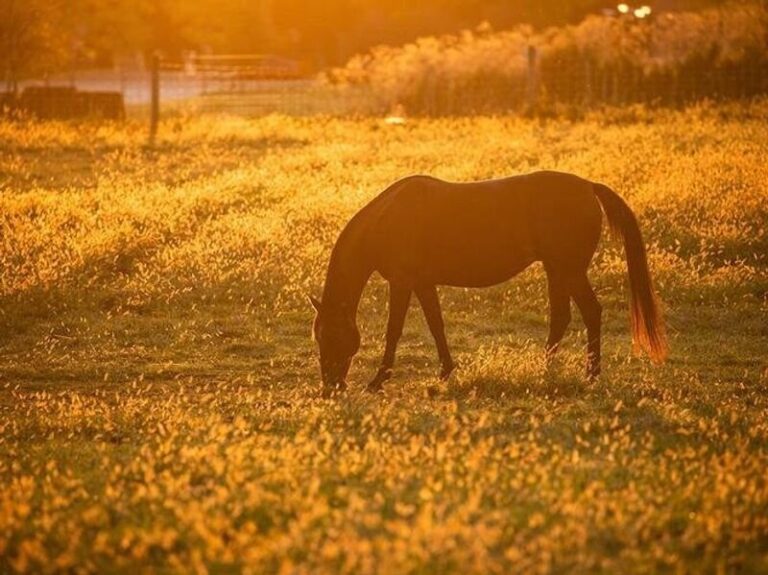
310, 170, 667, 397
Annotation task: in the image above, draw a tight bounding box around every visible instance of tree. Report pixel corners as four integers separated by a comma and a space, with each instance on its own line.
0, 0, 70, 92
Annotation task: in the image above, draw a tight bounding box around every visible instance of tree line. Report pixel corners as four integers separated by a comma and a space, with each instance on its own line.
2, 0, 720, 90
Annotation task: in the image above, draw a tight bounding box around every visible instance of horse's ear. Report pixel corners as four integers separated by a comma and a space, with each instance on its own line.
309, 295, 322, 313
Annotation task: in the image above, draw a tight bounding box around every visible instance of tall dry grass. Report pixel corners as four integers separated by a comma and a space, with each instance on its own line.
0, 105, 767, 572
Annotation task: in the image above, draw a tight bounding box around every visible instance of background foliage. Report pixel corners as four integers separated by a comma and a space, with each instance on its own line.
327, 2, 768, 114
1, 0, 731, 83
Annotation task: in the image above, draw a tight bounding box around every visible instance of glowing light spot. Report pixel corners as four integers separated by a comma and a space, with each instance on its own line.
634, 6, 652, 18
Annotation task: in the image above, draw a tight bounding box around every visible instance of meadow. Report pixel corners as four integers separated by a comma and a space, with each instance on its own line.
1, 102, 767, 573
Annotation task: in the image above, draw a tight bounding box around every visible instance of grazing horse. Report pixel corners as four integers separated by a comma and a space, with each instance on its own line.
311, 171, 666, 397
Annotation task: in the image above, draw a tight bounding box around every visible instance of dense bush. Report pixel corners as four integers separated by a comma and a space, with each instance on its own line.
326, 2, 768, 114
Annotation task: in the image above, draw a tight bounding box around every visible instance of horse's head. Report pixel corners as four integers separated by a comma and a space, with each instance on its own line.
310, 296, 360, 397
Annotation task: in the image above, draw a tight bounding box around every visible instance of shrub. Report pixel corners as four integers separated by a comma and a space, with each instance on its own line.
325, 2, 768, 115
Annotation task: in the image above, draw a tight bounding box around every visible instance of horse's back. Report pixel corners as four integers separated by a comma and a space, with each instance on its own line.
359, 171, 603, 286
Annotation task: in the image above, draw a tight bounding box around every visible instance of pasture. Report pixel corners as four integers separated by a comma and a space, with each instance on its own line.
1, 103, 767, 573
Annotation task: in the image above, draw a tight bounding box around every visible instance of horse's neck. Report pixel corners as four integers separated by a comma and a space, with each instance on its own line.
321, 235, 370, 315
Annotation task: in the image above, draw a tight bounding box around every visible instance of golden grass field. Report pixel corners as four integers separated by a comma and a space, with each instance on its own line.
1, 102, 767, 573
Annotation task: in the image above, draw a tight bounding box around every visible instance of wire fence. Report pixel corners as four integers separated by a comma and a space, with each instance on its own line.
154, 54, 371, 119
154, 50, 768, 119
2, 50, 767, 134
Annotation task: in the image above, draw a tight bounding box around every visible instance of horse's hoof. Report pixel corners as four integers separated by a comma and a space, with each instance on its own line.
320, 382, 347, 399
439, 361, 456, 380
366, 381, 384, 394
366, 367, 391, 393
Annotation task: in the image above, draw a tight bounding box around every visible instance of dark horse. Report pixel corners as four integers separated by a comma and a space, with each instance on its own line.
311, 171, 666, 397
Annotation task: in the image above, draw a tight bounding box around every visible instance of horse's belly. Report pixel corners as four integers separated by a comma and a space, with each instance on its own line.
426, 252, 535, 287
373, 183, 537, 287
377, 234, 536, 288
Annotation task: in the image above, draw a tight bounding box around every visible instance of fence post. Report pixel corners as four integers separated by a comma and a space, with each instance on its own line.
149, 52, 160, 143
526, 45, 539, 113
583, 57, 593, 109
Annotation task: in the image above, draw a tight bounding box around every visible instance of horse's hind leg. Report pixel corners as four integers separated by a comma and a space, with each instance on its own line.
570, 273, 602, 378
545, 269, 572, 358
367, 282, 412, 392
415, 285, 455, 379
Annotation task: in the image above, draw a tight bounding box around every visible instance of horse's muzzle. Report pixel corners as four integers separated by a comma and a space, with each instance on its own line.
320, 357, 352, 398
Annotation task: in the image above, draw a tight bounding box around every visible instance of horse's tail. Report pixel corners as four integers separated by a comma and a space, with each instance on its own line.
593, 183, 668, 363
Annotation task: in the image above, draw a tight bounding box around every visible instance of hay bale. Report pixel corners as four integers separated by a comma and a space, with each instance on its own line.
0, 92, 19, 114
20, 86, 83, 119
19, 86, 125, 120
82, 91, 126, 120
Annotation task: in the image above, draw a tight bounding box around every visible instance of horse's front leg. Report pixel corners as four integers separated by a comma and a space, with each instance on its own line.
415, 284, 455, 379
367, 282, 411, 392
